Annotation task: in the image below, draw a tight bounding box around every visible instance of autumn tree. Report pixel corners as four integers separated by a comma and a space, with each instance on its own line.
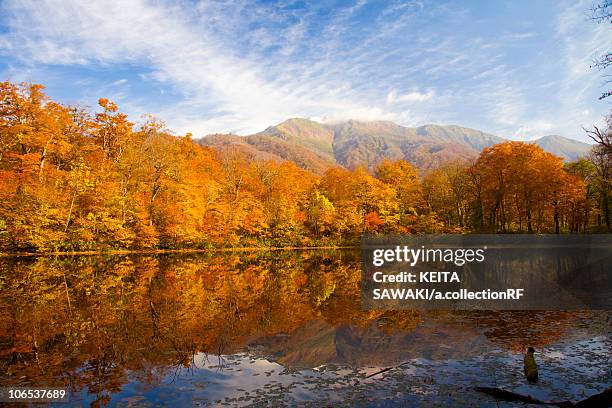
0, 81, 604, 253
422, 161, 471, 230
471, 142, 586, 233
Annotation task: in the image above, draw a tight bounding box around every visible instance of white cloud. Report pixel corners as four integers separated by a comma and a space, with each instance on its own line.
387, 89, 435, 104
508, 32, 536, 40
512, 120, 555, 141
0, 0, 401, 135
320, 107, 397, 125
0, 0, 606, 143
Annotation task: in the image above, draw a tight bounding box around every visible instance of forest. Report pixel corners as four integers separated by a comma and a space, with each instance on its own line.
0, 81, 610, 253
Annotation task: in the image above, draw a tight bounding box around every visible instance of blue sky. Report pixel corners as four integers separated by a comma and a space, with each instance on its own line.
0, 0, 610, 142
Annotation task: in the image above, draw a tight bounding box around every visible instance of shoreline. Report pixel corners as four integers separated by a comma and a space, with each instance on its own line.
0, 245, 357, 257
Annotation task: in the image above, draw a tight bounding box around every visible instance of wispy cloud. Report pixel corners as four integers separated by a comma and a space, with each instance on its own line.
112, 79, 128, 86
0, 0, 607, 141
513, 120, 555, 141
387, 90, 435, 104
507, 32, 537, 40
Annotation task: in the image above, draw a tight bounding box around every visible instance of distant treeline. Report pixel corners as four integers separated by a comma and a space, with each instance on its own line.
0, 82, 610, 252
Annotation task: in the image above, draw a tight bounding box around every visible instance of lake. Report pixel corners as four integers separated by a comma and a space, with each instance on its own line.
0, 250, 610, 406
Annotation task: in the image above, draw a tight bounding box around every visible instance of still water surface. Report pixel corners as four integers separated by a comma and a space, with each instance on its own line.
0, 250, 609, 406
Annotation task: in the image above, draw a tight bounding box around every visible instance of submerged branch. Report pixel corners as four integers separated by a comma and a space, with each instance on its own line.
474, 386, 612, 407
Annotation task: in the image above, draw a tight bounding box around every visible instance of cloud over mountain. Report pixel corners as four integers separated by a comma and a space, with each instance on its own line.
0, 0, 607, 141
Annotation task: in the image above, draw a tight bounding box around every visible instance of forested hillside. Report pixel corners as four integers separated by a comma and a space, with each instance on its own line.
0, 82, 609, 253
200, 119, 592, 172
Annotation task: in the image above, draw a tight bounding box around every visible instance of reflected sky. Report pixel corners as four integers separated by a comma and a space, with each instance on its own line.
0, 251, 609, 406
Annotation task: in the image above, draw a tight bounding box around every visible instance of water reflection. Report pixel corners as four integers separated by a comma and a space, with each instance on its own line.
0, 251, 609, 406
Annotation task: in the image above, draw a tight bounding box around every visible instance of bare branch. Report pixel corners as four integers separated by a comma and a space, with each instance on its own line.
591, 53, 612, 70
583, 117, 612, 152
590, 0, 612, 23
589, 2, 612, 97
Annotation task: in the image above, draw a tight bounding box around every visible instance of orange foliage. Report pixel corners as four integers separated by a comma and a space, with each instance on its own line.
0, 82, 602, 252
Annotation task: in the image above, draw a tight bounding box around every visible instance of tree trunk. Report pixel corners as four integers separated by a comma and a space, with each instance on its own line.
603, 190, 611, 231
64, 189, 77, 232
527, 209, 533, 233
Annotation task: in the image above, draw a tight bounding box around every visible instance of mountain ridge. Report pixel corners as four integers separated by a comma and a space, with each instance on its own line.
197, 119, 593, 174
530, 134, 592, 161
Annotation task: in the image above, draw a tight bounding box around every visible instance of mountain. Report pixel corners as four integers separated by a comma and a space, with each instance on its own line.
415, 124, 505, 151
250, 316, 492, 369
329, 121, 505, 170
256, 118, 335, 162
197, 119, 592, 173
199, 131, 336, 175
532, 135, 592, 161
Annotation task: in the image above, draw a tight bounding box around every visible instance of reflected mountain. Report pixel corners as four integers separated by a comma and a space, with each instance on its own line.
0, 251, 609, 406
